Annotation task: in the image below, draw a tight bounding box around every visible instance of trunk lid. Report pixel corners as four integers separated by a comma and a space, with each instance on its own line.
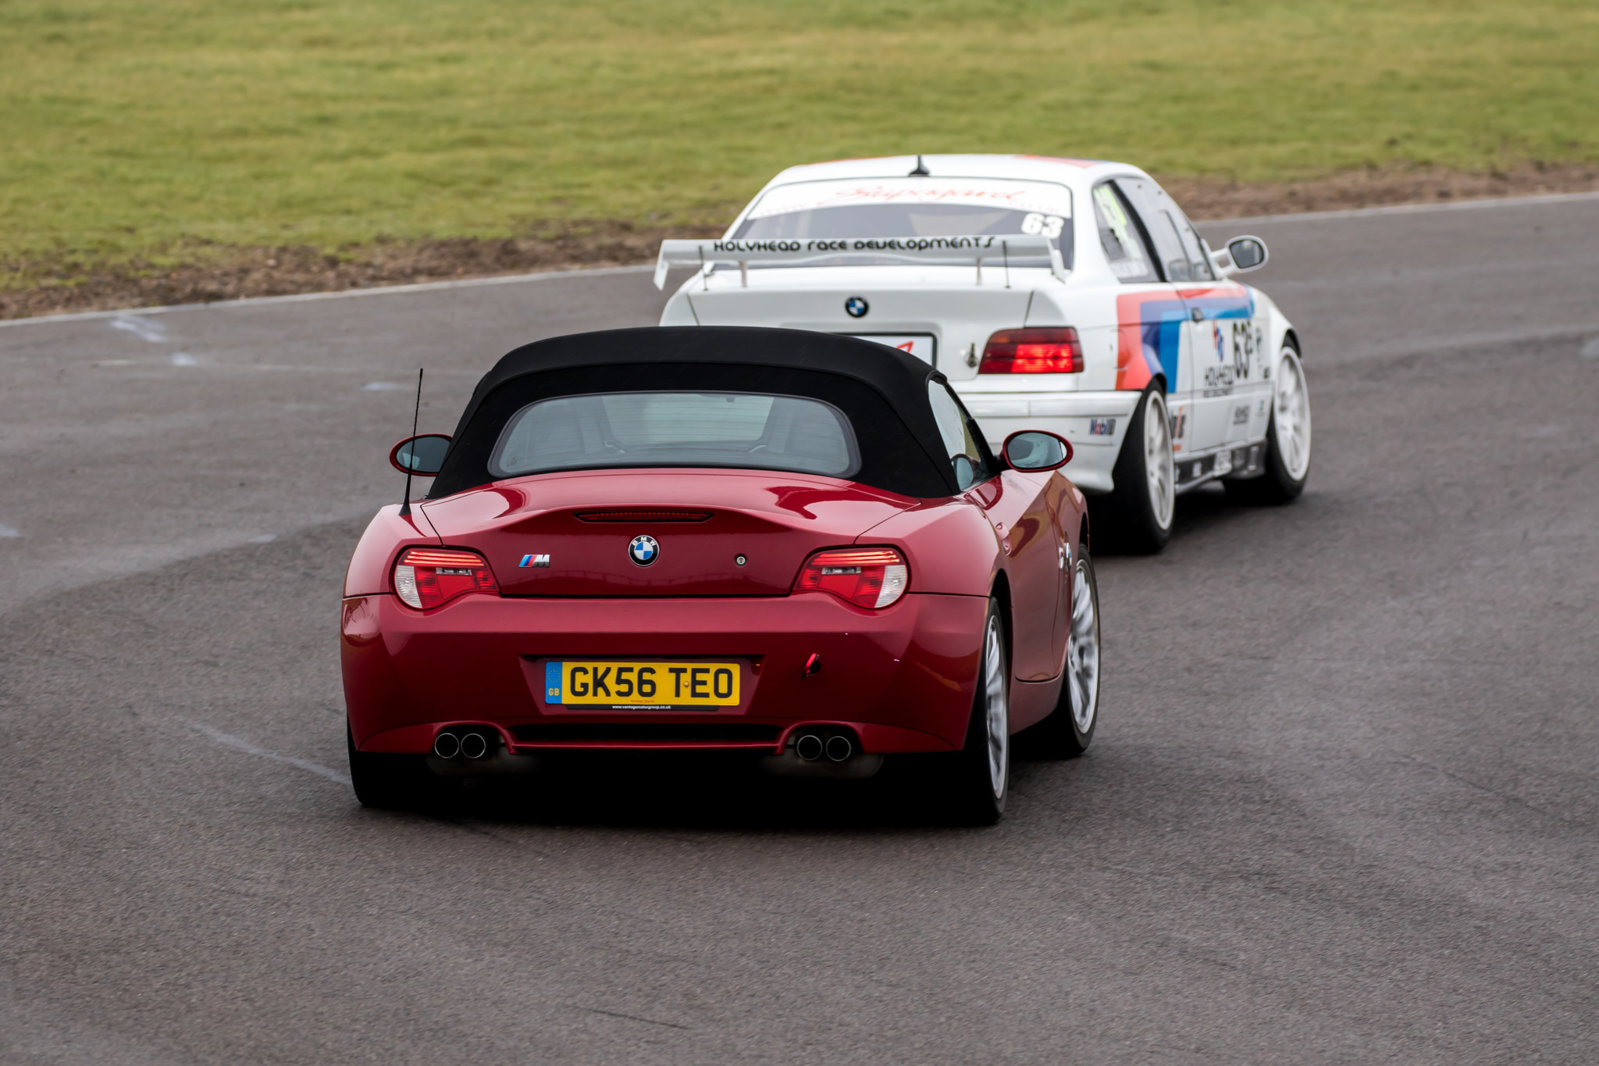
420, 469, 918, 597
672, 265, 1049, 381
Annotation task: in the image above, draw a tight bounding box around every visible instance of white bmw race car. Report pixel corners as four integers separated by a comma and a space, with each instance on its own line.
656, 154, 1311, 551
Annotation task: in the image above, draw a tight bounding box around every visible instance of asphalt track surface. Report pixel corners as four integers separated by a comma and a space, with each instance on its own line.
3, 195, 1597, 1064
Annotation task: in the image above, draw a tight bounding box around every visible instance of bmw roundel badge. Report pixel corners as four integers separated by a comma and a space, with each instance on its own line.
628, 534, 660, 566
844, 296, 869, 318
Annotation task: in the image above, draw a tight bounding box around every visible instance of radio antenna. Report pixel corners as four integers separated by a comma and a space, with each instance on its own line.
399, 367, 423, 517
908, 154, 930, 176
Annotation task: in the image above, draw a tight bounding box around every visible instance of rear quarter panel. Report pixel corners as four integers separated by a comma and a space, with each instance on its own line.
343, 505, 443, 598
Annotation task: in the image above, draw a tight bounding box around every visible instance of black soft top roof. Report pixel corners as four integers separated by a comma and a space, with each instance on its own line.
428, 326, 967, 499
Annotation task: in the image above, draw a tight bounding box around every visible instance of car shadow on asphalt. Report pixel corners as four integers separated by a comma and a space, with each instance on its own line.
383, 751, 1078, 834
1086, 484, 1287, 556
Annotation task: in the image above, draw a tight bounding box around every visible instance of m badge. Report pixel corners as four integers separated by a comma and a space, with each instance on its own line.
519, 554, 550, 568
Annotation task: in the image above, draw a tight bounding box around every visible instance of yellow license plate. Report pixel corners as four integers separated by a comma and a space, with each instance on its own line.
544, 661, 740, 708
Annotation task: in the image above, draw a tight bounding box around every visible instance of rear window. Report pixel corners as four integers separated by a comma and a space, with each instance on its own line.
489, 391, 860, 479
732, 178, 1074, 270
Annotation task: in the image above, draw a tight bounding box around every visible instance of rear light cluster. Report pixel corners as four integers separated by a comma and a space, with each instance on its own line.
393, 547, 499, 610
979, 327, 1083, 374
794, 547, 908, 609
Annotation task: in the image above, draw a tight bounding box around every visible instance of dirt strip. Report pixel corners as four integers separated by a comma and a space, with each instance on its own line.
4, 161, 1596, 320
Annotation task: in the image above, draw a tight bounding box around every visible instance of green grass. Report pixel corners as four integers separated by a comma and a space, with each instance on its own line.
2, 0, 1596, 276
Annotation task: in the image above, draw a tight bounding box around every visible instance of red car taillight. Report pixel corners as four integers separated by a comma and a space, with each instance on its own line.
794, 547, 908, 609
978, 327, 1083, 373
392, 547, 499, 609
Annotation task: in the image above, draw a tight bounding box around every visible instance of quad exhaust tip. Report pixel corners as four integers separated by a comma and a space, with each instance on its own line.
459, 731, 488, 760
433, 728, 494, 760
792, 730, 856, 763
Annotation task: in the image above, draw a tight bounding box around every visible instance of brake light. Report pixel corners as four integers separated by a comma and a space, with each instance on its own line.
575, 510, 712, 523
794, 547, 908, 609
392, 547, 499, 610
979, 327, 1083, 373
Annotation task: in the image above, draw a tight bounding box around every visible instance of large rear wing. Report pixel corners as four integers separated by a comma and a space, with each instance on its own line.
653, 234, 1066, 289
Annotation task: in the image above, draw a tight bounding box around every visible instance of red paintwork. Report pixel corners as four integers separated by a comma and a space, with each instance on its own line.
344, 505, 441, 597
342, 466, 1087, 756
418, 469, 918, 598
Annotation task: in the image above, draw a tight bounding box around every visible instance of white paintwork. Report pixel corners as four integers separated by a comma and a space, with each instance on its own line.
659, 154, 1301, 496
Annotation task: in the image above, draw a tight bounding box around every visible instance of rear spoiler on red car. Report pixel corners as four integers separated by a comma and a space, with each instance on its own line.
653, 233, 1067, 289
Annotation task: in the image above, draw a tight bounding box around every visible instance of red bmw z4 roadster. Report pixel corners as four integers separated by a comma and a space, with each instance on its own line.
341, 326, 1101, 822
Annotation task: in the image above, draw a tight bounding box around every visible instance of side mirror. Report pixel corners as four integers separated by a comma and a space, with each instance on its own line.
1002, 430, 1073, 472
1223, 235, 1268, 274
389, 433, 451, 476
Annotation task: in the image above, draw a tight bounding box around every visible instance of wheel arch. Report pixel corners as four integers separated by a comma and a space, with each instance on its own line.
990, 568, 1014, 676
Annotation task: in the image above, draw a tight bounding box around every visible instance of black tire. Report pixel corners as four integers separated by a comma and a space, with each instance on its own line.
347, 723, 430, 810
1226, 343, 1311, 505
949, 598, 1010, 826
1022, 551, 1100, 758
1101, 384, 1175, 553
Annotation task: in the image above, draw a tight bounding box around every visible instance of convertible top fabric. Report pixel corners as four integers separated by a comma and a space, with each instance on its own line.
428, 327, 969, 499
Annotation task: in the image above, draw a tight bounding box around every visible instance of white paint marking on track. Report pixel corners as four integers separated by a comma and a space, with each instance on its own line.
169, 352, 199, 366
185, 720, 352, 786
108, 315, 169, 342
1211, 189, 1599, 228
0, 523, 21, 538
1581, 336, 1599, 359
362, 381, 407, 391
5, 188, 1595, 332
248, 533, 278, 543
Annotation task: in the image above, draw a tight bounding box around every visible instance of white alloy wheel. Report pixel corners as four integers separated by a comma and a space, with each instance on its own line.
1144, 390, 1175, 530
1068, 557, 1100, 733
1273, 347, 1312, 480
982, 613, 1009, 799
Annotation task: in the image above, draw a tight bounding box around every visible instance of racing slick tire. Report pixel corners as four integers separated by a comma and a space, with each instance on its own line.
347, 723, 431, 810
1101, 383, 1175, 553
1226, 343, 1311, 504
1021, 552, 1100, 758
949, 598, 1010, 825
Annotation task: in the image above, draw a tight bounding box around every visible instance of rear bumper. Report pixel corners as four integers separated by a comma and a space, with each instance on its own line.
957, 389, 1141, 494
342, 591, 989, 756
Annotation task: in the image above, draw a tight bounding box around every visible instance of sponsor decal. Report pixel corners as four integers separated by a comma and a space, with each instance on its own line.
1203, 365, 1236, 397
628, 535, 659, 567
711, 234, 1014, 257
519, 553, 550, 568
1213, 323, 1226, 361
845, 296, 869, 318
1232, 404, 1250, 425
1089, 417, 1116, 436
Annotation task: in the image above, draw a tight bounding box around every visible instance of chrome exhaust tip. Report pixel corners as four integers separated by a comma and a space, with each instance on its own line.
794, 732, 824, 762
432, 731, 461, 760
824, 734, 854, 763
459, 730, 490, 760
